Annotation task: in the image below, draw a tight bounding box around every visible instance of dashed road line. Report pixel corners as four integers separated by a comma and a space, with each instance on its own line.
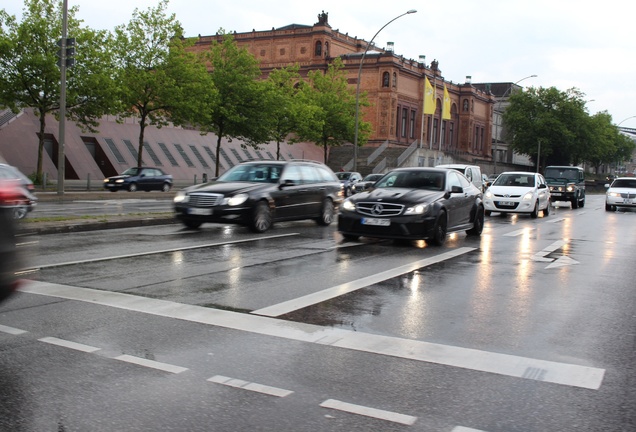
252, 247, 477, 317
320, 399, 417, 426
0, 324, 28, 335
208, 375, 293, 397
114, 354, 188, 374
39, 336, 101, 353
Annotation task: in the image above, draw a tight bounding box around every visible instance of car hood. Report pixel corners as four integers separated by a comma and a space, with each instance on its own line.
349, 187, 443, 204
106, 175, 131, 181
488, 185, 535, 195
184, 181, 270, 195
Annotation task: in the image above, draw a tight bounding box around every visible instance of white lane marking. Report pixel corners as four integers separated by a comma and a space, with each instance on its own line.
21, 281, 606, 390
114, 354, 188, 374
547, 217, 567, 224
208, 375, 293, 397
320, 399, 417, 426
531, 239, 567, 262
33, 233, 299, 269
0, 324, 28, 335
452, 427, 489, 432
546, 256, 579, 269
252, 247, 476, 317
39, 336, 101, 353
504, 228, 533, 237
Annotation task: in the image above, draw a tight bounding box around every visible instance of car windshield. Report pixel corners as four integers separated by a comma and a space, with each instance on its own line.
611, 179, 636, 188
544, 168, 578, 181
375, 171, 445, 191
364, 174, 383, 182
494, 174, 536, 187
122, 167, 141, 176
336, 172, 353, 180
217, 164, 282, 183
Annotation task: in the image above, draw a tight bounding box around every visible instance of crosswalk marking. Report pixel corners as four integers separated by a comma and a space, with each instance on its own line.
320, 399, 417, 425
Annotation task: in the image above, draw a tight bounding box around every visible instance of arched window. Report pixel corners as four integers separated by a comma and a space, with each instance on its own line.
315, 41, 322, 57
324, 42, 329, 58
382, 72, 390, 87
392, 72, 397, 87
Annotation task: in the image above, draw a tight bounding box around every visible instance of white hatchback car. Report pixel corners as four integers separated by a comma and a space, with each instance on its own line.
605, 177, 636, 211
484, 171, 551, 218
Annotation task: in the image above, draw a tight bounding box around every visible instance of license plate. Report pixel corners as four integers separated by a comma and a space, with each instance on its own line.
499, 201, 515, 206
188, 208, 213, 216
623, 199, 633, 204
362, 217, 390, 226
551, 192, 561, 196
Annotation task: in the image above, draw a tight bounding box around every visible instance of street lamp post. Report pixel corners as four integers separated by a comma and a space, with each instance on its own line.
492, 74, 537, 174
352, 9, 417, 172
617, 115, 636, 126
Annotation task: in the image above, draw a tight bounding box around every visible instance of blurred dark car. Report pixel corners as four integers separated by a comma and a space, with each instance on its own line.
0, 180, 22, 304
104, 167, 173, 192
338, 167, 484, 246
0, 164, 37, 219
353, 173, 383, 194
174, 160, 343, 233
336, 171, 363, 196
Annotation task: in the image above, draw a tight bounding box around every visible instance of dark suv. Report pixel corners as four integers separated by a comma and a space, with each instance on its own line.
174, 160, 344, 233
544, 166, 586, 208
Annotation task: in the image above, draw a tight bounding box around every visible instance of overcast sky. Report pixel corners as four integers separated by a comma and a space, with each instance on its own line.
4, 0, 636, 127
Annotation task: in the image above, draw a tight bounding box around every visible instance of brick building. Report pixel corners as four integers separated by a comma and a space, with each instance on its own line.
191, 11, 495, 160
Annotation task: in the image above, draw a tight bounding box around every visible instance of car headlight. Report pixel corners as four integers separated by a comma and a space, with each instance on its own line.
173, 191, 189, 203
225, 193, 248, 206
115, 179, 124, 183
484, 191, 493, 199
522, 191, 534, 201
608, 192, 620, 197
342, 200, 356, 211
103, 179, 109, 183
566, 184, 575, 192
404, 203, 428, 215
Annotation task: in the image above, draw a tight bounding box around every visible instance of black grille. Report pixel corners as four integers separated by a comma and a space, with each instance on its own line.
494, 193, 522, 198
356, 202, 404, 217
620, 193, 636, 199
188, 193, 223, 207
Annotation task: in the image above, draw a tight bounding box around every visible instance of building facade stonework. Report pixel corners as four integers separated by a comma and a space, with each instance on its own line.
190, 12, 495, 160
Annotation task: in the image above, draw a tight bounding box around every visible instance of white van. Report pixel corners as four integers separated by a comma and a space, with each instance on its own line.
435, 164, 484, 192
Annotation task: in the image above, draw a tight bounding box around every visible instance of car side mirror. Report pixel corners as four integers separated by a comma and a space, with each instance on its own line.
538, 184, 547, 189
450, 185, 463, 194
280, 179, 297, 188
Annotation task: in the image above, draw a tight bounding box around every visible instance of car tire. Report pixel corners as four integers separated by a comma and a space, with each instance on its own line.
12, 205, 28, 220
605, 203, 615, 212
316, 198, 335, 226
466, 206, 484, 236
128, 183, 138, 192
183, 219, 202, 229
249, 201, 272, 233
579, 196, 585, 208
530, 201, 539, 218
485, 210, 492, 216
162, 183, 171, 192
427, 211, 447, 246
571, 196, 579, 209
543, 201, 550, 216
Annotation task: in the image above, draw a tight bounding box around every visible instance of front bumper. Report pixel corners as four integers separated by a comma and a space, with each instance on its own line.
484, 198, 535, 213
174, 204, 251, 225
337, 212, 437, 240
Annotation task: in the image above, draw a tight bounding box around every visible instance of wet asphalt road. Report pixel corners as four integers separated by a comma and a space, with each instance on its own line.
1, 195, 634, 431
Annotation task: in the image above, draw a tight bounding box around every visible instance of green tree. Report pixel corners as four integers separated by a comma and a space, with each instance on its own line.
261, 65, 320, 160
113, 0, 210, 168
299, 58, 371, 164
194, 32, 269, 176
504, 86, 590, 168
0, 0, 118, 182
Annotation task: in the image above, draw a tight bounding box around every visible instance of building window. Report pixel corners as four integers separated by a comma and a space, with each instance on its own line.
315, 41, 322, 57
463, 99, 469, 111
401, 108, 408, 137
382, 72, 390, 87
433, 118, 439, 145
396, 107, 400, 137
410, 110, 416, 139
392, 72, 397, 88
324, 42, 329, 57
449, 122, 455, 149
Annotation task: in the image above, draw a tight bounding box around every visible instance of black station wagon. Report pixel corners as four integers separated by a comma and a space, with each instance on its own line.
174, 160, 343, 233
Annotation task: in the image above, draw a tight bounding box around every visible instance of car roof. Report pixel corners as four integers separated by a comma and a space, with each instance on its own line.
435, 164, 478, 169
498, 171, 539, 175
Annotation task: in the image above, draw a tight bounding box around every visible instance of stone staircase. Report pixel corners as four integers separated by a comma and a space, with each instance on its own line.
328, 144, 409, 176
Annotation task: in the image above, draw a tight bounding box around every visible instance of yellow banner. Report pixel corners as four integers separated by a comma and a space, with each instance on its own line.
424, 77, 436, 115
442, 85, 451, 120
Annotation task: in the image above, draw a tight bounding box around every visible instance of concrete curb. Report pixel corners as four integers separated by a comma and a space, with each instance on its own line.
17, 216, 177, 236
